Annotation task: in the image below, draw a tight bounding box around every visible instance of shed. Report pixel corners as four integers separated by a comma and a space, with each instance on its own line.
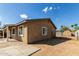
63, 29, 72, 37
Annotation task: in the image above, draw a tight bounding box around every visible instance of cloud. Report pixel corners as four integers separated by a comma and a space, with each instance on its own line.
42, 7, 48, 13
42, 6, 60, 13
42, 6, 53, 13
49, 6, 53, 10
20, 14, 28, 19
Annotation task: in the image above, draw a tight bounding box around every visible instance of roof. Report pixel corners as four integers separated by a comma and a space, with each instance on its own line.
3, 24, 16, 28
2, 18, 57, 29
64, 29, 72, 32
16, 18, 57, 29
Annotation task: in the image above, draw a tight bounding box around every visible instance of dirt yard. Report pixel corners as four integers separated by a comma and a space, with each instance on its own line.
1, 37, 79, 56
31, 37, 79, 56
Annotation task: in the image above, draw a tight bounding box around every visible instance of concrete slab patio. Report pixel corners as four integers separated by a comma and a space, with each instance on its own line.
0, 38, 40, 56
0, 45, 40, 56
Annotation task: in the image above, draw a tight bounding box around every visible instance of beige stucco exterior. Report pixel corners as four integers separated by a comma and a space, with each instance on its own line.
63, 30, 72, 37
3, 25, 17, 39
2, 18, 56, 44
16, 24, 28, 44
27, 20, 56, 43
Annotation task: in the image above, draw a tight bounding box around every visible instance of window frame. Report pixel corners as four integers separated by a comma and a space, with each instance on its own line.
42, 27, 48, 36
18, 25, 24, 36
11, 27, 16, 35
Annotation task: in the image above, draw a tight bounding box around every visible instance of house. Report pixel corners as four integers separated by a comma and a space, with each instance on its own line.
2, 18, 57, 44
75, 30, 79, 40
3, 24, 16, 39
56, 30, 63, 37
63, 29, 72, 37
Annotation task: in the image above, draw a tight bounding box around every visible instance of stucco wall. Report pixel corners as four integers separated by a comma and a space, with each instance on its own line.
63, 30, 71, 37
8, 26, 17, 39
10, 19, 56, 44
16, 24, 28, 44
27, 20, 56, 43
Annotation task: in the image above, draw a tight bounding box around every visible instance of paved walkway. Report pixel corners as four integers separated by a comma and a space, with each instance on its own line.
0, 38, 40, 56
0, 45, 40, 56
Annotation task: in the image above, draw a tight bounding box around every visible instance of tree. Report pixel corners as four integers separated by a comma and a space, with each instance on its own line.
60, 25, 64, 32
63, 26, 69, 31
71, 24, 74, 28
60, 25, 69, 31
60, 25, 69, 32
60, 25, 64, 36
60, 25, 69, 36
71, 24, 79, 32
74, 24, 78, 26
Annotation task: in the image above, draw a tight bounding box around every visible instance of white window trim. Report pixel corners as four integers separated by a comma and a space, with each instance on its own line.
18, 25, 24, 36
42, 27, 48, 36
11, 27, 16, 35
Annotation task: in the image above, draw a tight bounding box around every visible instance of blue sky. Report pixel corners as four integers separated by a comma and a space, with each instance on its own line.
0, 3, 79, 29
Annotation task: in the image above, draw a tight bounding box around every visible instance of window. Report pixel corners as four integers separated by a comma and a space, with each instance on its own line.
42, 27, 48, 36
18, 25, 24, 35
12, 27, 16, 34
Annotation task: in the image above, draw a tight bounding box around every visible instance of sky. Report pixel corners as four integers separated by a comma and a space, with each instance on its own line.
0, 3, 79, 29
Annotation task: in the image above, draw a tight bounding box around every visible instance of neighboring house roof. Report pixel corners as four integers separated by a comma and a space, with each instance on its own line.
16, 18, 57, 29
64, 29, 72, 32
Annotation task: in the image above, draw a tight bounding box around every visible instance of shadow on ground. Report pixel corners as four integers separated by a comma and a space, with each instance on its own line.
31, 37, 71, 46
